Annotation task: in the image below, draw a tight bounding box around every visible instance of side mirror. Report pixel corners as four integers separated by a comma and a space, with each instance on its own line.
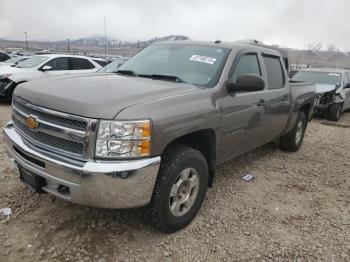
345, 83, 350, 89
227, 74, 265, 93
40, 65, 53, 71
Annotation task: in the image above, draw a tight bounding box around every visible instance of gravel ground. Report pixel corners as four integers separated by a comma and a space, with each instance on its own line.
0, 103, 349, 262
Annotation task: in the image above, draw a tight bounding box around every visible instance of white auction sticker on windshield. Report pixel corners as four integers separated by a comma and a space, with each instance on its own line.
329, 73, 340, 76
190, 55, 217, 65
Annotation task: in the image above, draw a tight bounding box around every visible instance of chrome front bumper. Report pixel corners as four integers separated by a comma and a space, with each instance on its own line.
3, 121, 161, 209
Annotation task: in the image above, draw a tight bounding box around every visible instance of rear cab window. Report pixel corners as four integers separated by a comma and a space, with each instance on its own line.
263, 55, 285, 90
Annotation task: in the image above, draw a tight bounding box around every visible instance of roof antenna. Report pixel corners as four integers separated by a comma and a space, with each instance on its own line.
104, 16, 107, 72
214, 39, 221, 44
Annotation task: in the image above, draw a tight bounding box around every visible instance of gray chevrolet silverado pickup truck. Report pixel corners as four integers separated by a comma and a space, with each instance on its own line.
4, 41, 315, 232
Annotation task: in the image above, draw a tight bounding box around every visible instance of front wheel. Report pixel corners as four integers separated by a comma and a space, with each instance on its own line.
149, 145, 208, 233
279, 111, 307, 152
328, 103, 342, 122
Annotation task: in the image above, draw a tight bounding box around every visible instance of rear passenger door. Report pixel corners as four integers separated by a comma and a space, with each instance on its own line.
68, 58, 97, 74
260, 54, 291, 140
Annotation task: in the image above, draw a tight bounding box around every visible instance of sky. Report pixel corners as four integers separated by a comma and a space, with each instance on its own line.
1, 0, 350, 50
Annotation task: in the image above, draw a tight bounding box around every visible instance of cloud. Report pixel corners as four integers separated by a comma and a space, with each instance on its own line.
0, 0, 349, 50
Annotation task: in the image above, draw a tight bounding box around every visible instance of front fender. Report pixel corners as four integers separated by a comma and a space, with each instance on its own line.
115, 88, 222, 156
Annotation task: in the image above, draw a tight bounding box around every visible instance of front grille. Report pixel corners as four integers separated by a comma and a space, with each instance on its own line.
13, 99, 88, 131
11, 97, 93, 158
14, 118, 84, 155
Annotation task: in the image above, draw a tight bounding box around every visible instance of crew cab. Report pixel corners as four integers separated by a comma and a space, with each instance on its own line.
0, 54, 102, 101
4, 41, 315, 232
292, 68, 350, 121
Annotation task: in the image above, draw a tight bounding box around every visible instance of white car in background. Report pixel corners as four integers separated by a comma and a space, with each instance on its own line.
0, 54, 102, 101
0, 56, 30, 67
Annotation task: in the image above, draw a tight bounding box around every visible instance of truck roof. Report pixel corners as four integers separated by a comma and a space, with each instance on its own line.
301, 68, 349, 73
155, 40, 285, 55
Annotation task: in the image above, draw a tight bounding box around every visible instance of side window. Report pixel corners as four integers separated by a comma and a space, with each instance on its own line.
263, 56, 284, 90
69, 58, 95, 70
230, 54, 261, 82
44, 58, 69, 71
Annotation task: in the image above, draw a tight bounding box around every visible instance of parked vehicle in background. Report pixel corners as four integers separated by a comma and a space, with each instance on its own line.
0, 56, 30, 67
34, 50, 50, 55
96, 57, 129, 73
0, 54, 102, 101
289, 64, 311, 78
292, 68, 350, 121
91, 58, 110, 67
0, 51, 11, 62
4, 41, 315, 232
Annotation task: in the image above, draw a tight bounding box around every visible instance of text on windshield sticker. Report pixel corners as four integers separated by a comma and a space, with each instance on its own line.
190, 55, 217, 65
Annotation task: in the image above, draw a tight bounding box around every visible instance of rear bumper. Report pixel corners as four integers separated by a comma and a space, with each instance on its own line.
3, 121, 161, 209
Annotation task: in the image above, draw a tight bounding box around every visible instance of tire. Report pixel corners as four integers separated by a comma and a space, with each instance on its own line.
150, 145, 208, 233
328, 103, 342, 121
279, 112, 307, 152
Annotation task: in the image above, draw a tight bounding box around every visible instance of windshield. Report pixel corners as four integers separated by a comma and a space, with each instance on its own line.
15, 56, 48, 68
117, 44, 230, 87
292, 71, 341, 85
5, 57, 25, 63
97, 59, 128, 73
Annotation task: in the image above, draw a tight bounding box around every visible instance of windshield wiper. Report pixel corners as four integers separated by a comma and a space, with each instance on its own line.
139, 74, 188, 84
115, 70, 138, 76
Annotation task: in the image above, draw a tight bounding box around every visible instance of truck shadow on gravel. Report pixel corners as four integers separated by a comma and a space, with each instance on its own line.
51, 142, 281, 231
320, 122, 350, 128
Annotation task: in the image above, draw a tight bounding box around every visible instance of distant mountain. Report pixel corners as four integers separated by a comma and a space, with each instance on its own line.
0, 34, 190, 52
142, 35, 189, 45
64, 35, 129, 48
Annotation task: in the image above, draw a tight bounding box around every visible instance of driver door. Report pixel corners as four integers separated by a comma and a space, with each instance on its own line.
220, 51, 271, 162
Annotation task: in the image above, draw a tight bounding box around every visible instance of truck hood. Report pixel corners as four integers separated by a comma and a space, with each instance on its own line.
14, 73, 199, 119
315, 84, 337, 94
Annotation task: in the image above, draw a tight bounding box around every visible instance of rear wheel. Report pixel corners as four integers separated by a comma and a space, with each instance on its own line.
279, 112, 307, 152
328, 103, 342, 121
150, 145, 208, 233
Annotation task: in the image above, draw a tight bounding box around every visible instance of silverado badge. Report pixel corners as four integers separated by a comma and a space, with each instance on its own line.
26, 116, 39, 130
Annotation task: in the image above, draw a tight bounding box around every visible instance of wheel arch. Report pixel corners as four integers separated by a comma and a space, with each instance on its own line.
161, 129, 217, 188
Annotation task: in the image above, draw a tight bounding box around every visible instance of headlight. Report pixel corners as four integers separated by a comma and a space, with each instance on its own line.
323, 91, 335, 103
95, 119, 151, 158
0, 74, 12, 80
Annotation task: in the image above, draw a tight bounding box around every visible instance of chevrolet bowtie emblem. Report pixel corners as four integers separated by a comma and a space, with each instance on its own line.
26, 116, 39, 130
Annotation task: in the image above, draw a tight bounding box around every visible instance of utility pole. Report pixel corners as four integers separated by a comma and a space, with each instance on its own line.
67, 38, 70, 53
24, 32, 28, 51
104, 16, 107, 61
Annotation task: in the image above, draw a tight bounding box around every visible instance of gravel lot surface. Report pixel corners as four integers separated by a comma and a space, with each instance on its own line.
0, 103, 349, 262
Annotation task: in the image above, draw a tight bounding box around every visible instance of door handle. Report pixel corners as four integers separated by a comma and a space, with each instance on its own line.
257, 99, 266, 106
